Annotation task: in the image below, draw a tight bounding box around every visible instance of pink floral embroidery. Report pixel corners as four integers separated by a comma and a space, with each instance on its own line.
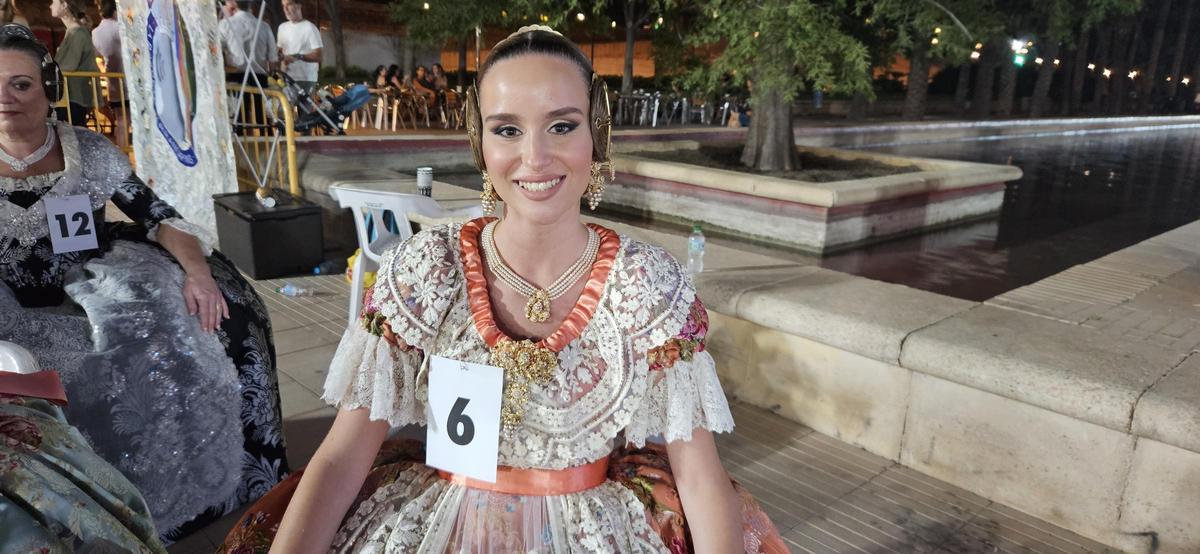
647, 298, 708, 372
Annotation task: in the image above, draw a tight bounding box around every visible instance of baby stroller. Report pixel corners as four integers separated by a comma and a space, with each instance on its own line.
272, 71, 371, 135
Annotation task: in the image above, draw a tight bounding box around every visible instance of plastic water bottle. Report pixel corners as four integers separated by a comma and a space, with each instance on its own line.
312, 261, 341, 275
687, 223, 705, 275
276, 283, 314, 297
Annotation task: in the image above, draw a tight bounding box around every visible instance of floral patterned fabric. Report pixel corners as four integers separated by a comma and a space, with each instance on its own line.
1, 382, 166, 553
0, 123, 288, 539
221, 221, 785, 552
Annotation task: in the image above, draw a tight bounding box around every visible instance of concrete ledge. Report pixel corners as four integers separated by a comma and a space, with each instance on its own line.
1117, 438, 1200, 553
900, 304, 1185, 432
697, 266, 975, 364
1133, 352, 1200, 454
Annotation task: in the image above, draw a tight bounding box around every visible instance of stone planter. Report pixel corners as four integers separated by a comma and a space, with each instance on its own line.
607, 143, 1022, 253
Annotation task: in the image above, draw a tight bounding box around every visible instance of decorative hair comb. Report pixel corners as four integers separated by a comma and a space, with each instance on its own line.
505, 24, 563, 41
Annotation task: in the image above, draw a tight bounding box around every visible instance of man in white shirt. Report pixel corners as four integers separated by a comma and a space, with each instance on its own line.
276, 0, 322, 93
219, 0, 277, 81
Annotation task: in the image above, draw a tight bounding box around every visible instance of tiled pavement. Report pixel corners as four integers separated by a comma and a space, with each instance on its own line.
167, 273, 1117, 554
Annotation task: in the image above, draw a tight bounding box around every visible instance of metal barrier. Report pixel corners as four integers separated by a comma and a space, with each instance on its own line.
224, 82, 301, 196
59, 71, 301, 197
58, 70, 130, 153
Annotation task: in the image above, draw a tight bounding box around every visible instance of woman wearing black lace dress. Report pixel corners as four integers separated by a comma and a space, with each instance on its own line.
0, 24, 288, 540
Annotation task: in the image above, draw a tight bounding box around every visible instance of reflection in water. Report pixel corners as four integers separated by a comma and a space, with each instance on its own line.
821, 129, 1200, 301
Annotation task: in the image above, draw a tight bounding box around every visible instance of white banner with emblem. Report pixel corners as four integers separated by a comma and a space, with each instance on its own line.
118, 0, 236, 233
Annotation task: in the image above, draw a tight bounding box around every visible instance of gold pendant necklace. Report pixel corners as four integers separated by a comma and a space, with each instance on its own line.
480, 221, 599, 323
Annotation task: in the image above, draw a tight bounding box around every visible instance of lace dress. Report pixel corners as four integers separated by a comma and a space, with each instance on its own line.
219, 218, 786, 553
0, 121, 288, 539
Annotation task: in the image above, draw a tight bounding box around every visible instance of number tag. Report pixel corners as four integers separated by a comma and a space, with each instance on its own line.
43, 194, 98, 254
426, 355, 503, 483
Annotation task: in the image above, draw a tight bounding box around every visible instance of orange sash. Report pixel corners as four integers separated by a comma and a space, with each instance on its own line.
438, 458, 609, 496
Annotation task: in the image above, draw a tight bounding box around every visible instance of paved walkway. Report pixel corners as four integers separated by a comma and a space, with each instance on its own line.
167, 270, 1116, 553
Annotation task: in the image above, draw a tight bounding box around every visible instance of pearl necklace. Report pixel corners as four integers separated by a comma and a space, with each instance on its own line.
0, 122, 55, 173
480, 220, 599, 323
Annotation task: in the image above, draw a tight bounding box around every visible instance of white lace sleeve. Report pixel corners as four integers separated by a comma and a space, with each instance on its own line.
624, 350, 735, 446
148, 218, 216, 256
319, 225, 461, 426
321, 325, 426, 427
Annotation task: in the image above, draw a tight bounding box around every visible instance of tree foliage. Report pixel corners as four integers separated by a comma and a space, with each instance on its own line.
677, 0, 873, 102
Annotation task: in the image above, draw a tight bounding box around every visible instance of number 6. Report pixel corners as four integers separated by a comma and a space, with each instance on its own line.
448, 397, 475, 446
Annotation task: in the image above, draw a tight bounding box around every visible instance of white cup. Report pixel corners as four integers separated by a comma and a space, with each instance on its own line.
416, 167, 433, 196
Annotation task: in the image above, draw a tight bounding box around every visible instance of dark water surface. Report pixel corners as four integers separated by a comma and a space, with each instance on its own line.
818, 129, 1200, 301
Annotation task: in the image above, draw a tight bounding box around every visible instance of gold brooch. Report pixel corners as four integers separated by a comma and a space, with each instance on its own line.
490, 338, 558, 434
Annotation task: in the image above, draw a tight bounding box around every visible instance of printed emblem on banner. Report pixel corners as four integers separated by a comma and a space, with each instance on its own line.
426, 355, 503, 483
43, 195, 98, 254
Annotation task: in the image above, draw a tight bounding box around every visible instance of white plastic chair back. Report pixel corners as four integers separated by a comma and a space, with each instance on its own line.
330, 186, 483, 325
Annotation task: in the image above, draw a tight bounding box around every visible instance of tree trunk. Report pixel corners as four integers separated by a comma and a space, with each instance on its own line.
457, 35, 468, 90
902, 34, 931, 120
1030, 40, 1060, 117
622, 0, 637, 95
1069, 29, 1090, 114
741, 87, 797, 171
1165, 0, 1194, 104
1139, 0, 1174, 113
1090, 23, 1113, 113
1059, 46, 1075, 115
847, 65, 872, 120
324, 0, 347, 79
401, 37, 414, 82
996, 49, 1018, 116
954, 62, 972, 114
972, 38, 1003, 118
1109, 15, 1140, 115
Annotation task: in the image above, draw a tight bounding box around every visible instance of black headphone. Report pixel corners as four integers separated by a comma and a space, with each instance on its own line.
0, 24, 63, 103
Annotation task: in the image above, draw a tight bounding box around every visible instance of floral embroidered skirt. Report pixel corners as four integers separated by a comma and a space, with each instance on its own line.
219, 439, 788, 553
0, 235, 289, 540
0, 390, 166, 553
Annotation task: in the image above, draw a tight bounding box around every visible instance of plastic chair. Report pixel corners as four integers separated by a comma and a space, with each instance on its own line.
330, 186, 483, 326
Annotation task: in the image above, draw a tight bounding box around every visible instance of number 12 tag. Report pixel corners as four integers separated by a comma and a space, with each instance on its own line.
43, 194, 98, 254
426, 355, 503, 483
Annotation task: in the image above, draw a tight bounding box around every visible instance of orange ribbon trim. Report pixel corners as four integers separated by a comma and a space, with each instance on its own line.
438, 457, 609, 496
0, 371, 68, 406
460, 217, 619, 352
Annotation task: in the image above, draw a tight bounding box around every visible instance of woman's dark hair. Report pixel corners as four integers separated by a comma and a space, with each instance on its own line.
98, 0, 117, 19
373, 65, 386, 77
478, 29, 592, 88
62, 0, 92, 25
415, 64, 428, 76
0, 25, 50, 67
431, 63, 444, 74
385, 64, 399, 83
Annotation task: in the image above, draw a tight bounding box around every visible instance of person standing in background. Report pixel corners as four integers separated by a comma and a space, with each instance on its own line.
276, 0, 322, 93
91, 0, 126, 149
50, 0, 98, 125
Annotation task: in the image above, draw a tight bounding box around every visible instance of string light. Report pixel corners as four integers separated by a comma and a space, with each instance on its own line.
611, 21, 616, 28
975, 42, 983, 50
1035, 57, 1044, 65
422, 2, 429, 9
931, 37, 939, 45
970, 51, 981, 60
1010, 39, 1023, 52
1102, 68, 1112, 78
1183, 77, 1191, 85
656, 16, 664, 25
576, 12, 585, 21
1053, 59, 1061, 66
1128, 70, 1138, 79
1087, 63, 1096, 71
934, 27, 942, 34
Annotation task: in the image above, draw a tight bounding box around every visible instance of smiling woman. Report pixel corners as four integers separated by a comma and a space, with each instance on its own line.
223, 26, 786, 554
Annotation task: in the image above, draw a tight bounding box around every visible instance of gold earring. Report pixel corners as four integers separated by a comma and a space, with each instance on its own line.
480, 171, 497, 215
586, 162, 605, 210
